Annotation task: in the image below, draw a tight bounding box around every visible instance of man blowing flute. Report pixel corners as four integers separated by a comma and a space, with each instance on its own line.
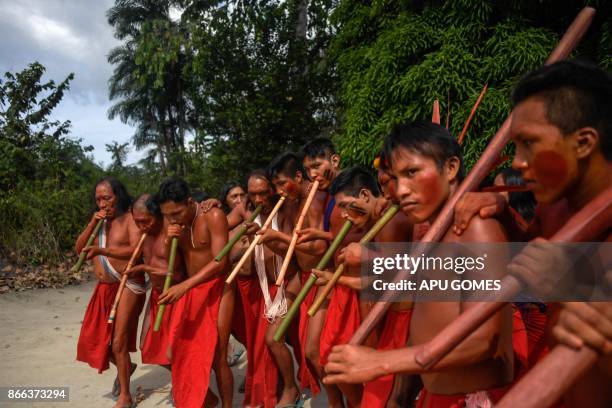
75, 177, 146, 408
155, 177, 233, 408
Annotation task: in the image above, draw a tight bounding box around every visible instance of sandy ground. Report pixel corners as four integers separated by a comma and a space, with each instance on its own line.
0, 281, 326, 407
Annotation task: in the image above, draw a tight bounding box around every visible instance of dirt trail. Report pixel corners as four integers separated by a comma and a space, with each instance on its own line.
0, 281, 324, 407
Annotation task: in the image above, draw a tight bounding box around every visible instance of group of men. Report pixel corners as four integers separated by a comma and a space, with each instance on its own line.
75, 59, 611, 408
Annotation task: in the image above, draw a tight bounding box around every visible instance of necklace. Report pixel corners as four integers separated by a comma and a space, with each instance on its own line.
190, 202, 200, 249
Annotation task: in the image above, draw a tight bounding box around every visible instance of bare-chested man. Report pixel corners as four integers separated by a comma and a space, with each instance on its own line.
452, 60, 612, 407
262, 153, 330, 400
297, 138, 367, 407
76, 177, 146, 408
155, 178, 232, 408
324, 121, 514, 408
312, 166, 418, 407
124, 194, 185, 368
222, 170, 290, 407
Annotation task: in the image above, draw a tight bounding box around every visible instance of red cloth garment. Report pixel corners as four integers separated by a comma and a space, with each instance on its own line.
236, 275, 278, 408
170, 276, 225, 408
512, 306, 529, 373
319, 285, 361, 366
361, 308, 412, 407
297, 271, 321, 395
77, 281, 137, 373
141, 287, 173, 365
416, 385, 509, 408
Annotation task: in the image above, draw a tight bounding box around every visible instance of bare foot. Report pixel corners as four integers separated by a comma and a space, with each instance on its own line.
113, 394, 133, 408
276, 386, 299, 407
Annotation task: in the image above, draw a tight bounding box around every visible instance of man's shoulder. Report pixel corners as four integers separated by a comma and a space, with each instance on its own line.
200, 207, 228, 228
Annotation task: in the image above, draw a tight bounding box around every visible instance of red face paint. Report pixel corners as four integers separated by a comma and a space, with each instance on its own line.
285, 180, 297, 196
533, 150, 568, 189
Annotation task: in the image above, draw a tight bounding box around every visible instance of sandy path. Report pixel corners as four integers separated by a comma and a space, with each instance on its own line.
0, 281, 325, 407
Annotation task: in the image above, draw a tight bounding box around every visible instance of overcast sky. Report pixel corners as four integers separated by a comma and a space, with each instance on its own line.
0, 0, 142, 167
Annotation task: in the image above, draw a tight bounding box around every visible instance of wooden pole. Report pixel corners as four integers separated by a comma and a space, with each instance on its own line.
273, 219, 353, 342
276, 180, 320, 285
71, 218, 104, 273
496, 346, 598, 408
154, 237, 178, 332
458, 84, 488, 145
307, 205, 400, 316
413, 185, 612, 369
214, 204, 263, 262
108, 232, 148, 324
225, 196, 287, 284
349, 6, 596, 346
432, 99, 441, 125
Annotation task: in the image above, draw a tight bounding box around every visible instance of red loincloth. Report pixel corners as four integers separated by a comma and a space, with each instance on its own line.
416, 385, 509, 408
361, 308, 412, 407
319, 285, 361, 366
141, 287, 174, 365
77, 281, 138, 373
170, 276, 225, 408
236, 275, 278, 408
297, 271, 321, 395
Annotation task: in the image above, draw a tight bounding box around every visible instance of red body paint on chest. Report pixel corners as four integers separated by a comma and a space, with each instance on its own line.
533, 150, 568, 188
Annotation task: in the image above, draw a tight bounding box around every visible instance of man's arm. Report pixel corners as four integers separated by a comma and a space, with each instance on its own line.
75, 210, 105, 253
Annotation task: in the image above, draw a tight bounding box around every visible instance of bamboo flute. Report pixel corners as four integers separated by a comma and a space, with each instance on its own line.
348, 6, 596, 346
458, 84, 488, 145
275, 180, 320, 285
225, 196, 287, 284
413, 185, 612, 370
108, 232, 148, 324
71, 218, 105, 273
273, 219, 353, 342
307, 204, 400, 316
154, 237, 178, 332
214, 204, 263, 262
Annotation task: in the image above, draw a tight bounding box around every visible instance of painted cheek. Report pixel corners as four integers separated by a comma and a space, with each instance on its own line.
533, 150, 568, 189
285, 181, 297, 195
416, 171, 442, 208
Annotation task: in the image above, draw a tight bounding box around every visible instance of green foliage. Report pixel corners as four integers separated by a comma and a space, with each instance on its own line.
330, 0, 611, 171
0, 63, 106, 265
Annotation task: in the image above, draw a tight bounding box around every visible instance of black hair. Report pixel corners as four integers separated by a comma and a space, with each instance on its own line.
219, 181, 244, 214
513, 60, 612, 161
300, 137, 336, 160
248, 169, 272, 187
330, 166, 380, 197
92, 176, 132, 214
383, 120, 464, 180
145, 194, 162, 218
267, 152, 310, 181
499, 168, 536, 222
191, 190, 210, 203
157, 177, 190, 204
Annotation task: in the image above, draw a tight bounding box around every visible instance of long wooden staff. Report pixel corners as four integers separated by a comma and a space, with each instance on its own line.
458, 84, 488, 145
154, 237, 178, 332
71, 218, 105, 273
273, 219, 353, 342
225, 196, 287, 284
348, 6, 596, 346
414, 185, 612, 370
307, 204, 400, 316
108, 232, 148, 324
214, 204, 263, 262
275, 180, 320, 285
496, 346, 598, 408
